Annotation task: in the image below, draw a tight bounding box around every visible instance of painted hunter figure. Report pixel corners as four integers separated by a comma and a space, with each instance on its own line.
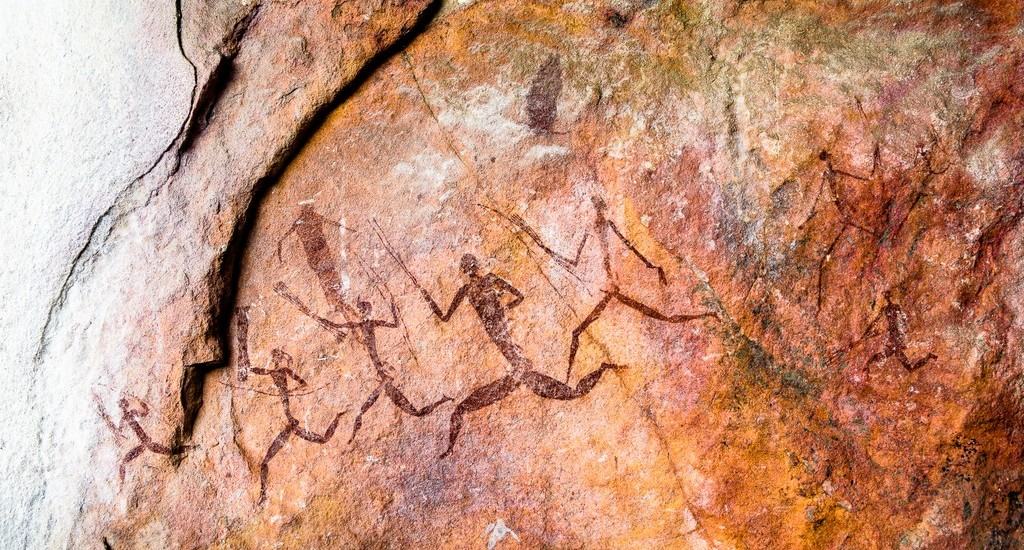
484, 194, 717, 380
274, 281, 452, 443
95, 394, 190, 481
825, 288, 938, 382
862, 290, 938, 380
376, 220, 627, 458
234, 306, 344, 506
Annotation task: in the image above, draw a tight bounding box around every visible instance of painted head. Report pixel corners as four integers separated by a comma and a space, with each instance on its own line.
460, 253, 480, 278
118, 396, 146, 415
590, 195, 607, 212
271, 348, 292, 366
356, 299, 372, 317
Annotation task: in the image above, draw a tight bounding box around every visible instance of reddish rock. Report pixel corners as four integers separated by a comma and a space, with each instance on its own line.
14, 0, 1024, 548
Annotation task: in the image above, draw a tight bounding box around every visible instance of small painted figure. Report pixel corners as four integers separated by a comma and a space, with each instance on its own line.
234, 315, 345, 507
251, 349, 344, 506
864, 290, 937, 379
96, 395, 190, 481
275, 282, 452, 443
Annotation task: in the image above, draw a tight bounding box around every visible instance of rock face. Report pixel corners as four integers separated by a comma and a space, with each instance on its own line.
4, 0, 1024, 548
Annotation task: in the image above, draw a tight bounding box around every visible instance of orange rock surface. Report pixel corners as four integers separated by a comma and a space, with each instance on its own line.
50, 1, 1024, 548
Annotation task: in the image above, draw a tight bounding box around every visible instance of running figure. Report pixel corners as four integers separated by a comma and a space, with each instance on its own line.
96, 395, 190, 481
826, 290, 938, 381
864, 290, 937, 379
275, 282, 452, 443
376, 229, 623, 458
485, 195, 716, 380
234, 310, 345, 506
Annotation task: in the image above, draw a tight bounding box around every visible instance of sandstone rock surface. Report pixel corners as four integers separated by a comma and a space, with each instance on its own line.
3, 1, 1024, 548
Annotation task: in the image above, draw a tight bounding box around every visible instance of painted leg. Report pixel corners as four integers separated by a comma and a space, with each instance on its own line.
295, 412, 345, 444
350, 383, 384, 443
384, 382, 452, 417
522, 363, 624, 401
613, 291, 716, 323
903, 352, 937, 372
119, 445, 144, 481
439, 375, 520, 459
258, 427, 293, 506
567, 292, 614, 381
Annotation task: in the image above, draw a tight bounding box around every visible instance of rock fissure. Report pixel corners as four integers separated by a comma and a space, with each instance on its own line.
174, 0, 444, 445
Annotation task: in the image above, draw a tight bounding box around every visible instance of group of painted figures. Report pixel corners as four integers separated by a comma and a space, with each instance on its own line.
97, 196, 936, 506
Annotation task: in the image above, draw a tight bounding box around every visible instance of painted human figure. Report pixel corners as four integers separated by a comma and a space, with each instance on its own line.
96, 396, 188, 481
275, 282, 452, 443
863, 290, 937, 379
488, 195, 715, 380
247, 346, 344, 506
232, 309, 344, 505
277, 203, 361, 323
404, 253, 623, 458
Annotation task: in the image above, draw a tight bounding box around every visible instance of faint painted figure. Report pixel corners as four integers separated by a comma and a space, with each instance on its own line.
96, 395, 189, 481
864, 290, 937, 379
828, 290, 938, 381
275, 282, 451, 443
486, 195, 716, 380
277, 203, 361, 323
235, 307, 344, 506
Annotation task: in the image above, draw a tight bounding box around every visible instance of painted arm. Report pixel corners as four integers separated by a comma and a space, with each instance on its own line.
847, 309, 886, 353
276, 223, 298, 262
607, 220, 668, 285
282, 368, 308, 388
251, 366, 308, 387
95, 398, 125, 439
566, 231, 590, 268
512, 211, 589, 269
274, 282, 353, 339
480, 203, 589, 269
421, 283, 468, 322
373, 299, 400, 328
492, 275, 524, 310
373, 223, 465, 321
863, 309, 886, 340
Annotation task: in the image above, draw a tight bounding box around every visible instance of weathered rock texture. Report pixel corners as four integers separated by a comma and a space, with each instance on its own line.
3, 0, 1024, 548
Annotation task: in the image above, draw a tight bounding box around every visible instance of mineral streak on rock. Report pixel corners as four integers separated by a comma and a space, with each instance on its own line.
12, 0, 1024, 548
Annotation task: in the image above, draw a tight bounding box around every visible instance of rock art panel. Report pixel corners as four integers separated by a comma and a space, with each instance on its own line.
23, 0, 1024, 548
60, 1, 438, 547
200, 2, 1024, 546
